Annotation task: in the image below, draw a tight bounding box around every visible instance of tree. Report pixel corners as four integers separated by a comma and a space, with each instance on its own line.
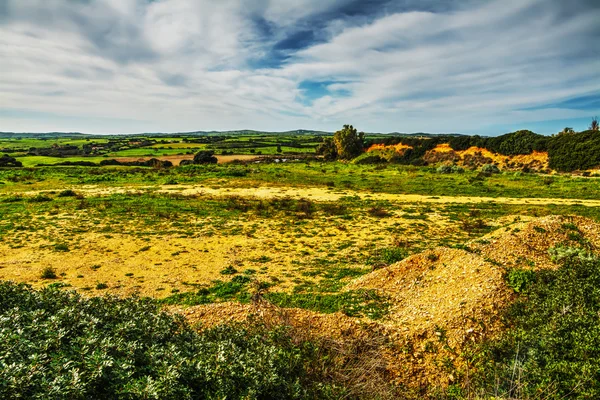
333, 124, 365, 160
276, 144, 282, 153
560, 127, 575, 135
192, 151, 218, 164
590, 117, 599, 131
315, 137, 338, 160
0, 154, 23, 167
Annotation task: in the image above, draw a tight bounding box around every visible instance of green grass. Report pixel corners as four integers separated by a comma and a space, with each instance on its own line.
2, 162, 599, 199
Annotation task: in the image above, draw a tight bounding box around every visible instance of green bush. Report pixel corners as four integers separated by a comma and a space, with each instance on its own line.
366, 247, 409, 267
548, 130, 600, 172
505, 268, 536, 293
475, 250, 600, 398
57, 189, 78, 197
437, 165, 453, 174
481, 164, 500, 174
40, 267, 57, 279
0, 282, 344, 399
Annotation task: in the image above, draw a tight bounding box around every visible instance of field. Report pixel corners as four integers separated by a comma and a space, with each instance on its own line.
1, 132, 600, 398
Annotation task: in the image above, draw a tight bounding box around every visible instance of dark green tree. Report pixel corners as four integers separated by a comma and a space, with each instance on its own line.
559, 127, 575, 135
192, 150, 218, 164
315, 137, 338, 160
333, 124, 364, 160
590, 117, 599, 131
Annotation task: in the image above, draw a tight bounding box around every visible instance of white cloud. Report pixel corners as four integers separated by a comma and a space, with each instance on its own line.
0, 0, 599, 134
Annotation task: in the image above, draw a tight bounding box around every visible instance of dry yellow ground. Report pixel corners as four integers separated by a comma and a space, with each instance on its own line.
179, 215, 600, 389
13, 184, 600, 207
0, 202, 461, 297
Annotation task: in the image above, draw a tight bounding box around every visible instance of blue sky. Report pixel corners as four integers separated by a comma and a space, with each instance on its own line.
0, 0, 599, 136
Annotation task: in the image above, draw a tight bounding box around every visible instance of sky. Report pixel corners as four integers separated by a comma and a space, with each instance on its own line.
0, 0, 599, 136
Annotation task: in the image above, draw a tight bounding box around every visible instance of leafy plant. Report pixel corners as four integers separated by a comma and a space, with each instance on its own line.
0, 282, 347, 399
505, 268, 536, 293
40, 267, 57, 279
474, 250, 600, 398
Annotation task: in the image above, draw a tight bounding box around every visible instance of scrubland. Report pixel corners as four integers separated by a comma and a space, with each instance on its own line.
1, 138, 600, 398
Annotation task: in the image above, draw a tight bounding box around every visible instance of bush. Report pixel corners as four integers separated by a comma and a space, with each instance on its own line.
40, 267, 57, 279
57, 189, 78, 197
0, 282, 345, 399
505, 268, 536, 293
475, 250, 600, 398
481, 164, 500, 174
548, 130, 600, 172
192, 150, 218, 164
437, 165, 453, 174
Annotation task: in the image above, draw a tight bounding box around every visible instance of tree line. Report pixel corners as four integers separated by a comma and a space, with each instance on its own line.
318, 118, 600, 172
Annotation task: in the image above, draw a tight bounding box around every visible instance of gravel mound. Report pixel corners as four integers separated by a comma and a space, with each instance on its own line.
470, 215, 600, 270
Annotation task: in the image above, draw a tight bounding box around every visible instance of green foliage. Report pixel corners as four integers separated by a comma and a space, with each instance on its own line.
53, 243, 70, 252
505, 268, 536, 293
475, 250, 600, 398
192, 150, 218, 164
480, 164, 500, 174
315, 137, 338, 160
265, 289, 389, 319
548, 130, 600, 172
0, 282, 344, 399
486, 130, 549, 155
40, 267, 57, 279
333, 125, 365, 160
220, 265, 238, 275
366, 247, 409, 267
437, 165, 453, 174
57, 189, 78, 197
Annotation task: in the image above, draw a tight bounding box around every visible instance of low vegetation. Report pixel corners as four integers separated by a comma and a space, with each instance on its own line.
2, 125, 600, 398
474, 249, 600, 398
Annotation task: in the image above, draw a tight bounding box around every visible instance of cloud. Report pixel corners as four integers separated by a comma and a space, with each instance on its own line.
0, 0, 599, 134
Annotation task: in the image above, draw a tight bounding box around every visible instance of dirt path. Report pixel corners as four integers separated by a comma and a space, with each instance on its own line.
11, 184, 600, 207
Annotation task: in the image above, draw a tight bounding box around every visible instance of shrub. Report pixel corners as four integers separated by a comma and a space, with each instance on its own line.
40, 267, 57, 279
0, 282, 346, 399
192, 150, 218, 164
505, 268, 536, 293
437, 165, 453, 174
368, 206, 391, 218
474, 250, 600, 398
53, 243, 70, 252
451, 165, 465, 174
480, 164, 500, 174
220, 265, 238, 275
57, 189, 78, 197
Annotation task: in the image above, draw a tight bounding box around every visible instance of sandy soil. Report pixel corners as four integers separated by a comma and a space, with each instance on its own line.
14, 184, 600, 207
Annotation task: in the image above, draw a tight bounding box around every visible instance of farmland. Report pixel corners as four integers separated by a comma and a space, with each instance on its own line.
1, 130, 600, 398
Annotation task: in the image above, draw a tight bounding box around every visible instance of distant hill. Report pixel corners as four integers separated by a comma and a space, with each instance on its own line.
0, 129, 475, 139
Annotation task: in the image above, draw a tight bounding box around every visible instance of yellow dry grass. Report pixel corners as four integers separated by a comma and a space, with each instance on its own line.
178, 215, 600, 389
15, 184, 600, 207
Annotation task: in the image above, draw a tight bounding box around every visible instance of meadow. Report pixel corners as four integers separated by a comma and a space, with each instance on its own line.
1, 132, 600, 399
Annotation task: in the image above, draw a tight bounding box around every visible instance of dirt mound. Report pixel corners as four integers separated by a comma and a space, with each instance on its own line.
168, 300, 380, 340
348, 248, 510, 334
470, 215, 600, 270
170, 215, 600, 391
